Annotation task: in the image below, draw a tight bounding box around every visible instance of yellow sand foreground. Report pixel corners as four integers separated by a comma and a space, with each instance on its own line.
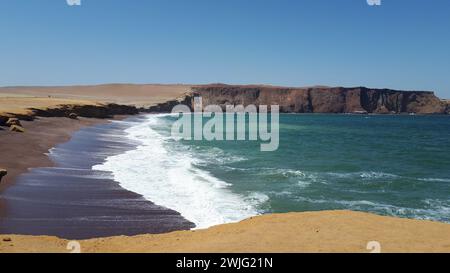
1, 210, 450, 253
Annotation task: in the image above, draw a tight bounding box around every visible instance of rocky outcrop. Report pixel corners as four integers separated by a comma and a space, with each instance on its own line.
145, 94, 193, 113
68, 113, 78, 119
0, 169, 7, 183
0, 103, 139, 130
0, 114, 33, 126
444, 100, 450, 114
30, 103, 139, 119
0, 116, 7, 126
10, 125, 25, 133
6, 118, 22, 127
157, 85, 446, 114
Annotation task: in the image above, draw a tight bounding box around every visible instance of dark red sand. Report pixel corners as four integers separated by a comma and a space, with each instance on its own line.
0, 117, 107, 191
0, 116, 193, 239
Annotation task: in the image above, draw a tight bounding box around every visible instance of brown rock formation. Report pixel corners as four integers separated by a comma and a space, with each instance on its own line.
150, 85, 445, 114
30, 103, 139, 119
9, 125, 25, 133
0, 103, 139, 126
145, 94, 194, 113
6, 118, 22, 127
68, 113, 78, 119
444, 100, 450, 114
0, 169, 7, 183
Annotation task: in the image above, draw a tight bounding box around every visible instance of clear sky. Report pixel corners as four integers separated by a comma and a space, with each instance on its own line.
1, 0, 449, 98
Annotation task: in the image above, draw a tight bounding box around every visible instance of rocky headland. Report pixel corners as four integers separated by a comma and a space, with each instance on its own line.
150, 84, 449, 114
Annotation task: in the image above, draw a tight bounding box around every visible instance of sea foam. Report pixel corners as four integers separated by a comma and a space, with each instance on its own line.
93, 114, 265, 229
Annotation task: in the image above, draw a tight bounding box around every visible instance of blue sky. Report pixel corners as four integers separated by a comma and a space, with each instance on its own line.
1, 0, 449, 98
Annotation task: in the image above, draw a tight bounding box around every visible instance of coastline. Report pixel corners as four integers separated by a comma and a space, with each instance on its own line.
1, 210, 450, 253
0, 85, 449, 253
0, 115, 194, 239
3, 0, 450, 256
0, 117, 110, 192
1, 113, 450, 253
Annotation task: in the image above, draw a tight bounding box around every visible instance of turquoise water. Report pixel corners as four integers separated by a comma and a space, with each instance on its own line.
95, 114, 450, 228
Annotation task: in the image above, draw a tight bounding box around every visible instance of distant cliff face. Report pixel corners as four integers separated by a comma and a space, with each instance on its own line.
445, 100, 450, 114
175, 85, 446, 114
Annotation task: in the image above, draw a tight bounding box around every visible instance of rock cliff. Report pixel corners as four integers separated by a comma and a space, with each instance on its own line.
180, 85, 446, 114
0, 103, 139, 127
148, 85, 447, 114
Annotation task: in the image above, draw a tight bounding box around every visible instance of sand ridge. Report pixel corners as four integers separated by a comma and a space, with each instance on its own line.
0, 97, 99, 116
0, 84, 191, 112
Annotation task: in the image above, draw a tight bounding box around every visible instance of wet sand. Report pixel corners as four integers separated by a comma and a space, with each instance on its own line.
0, 117, 108, 191
0, 86, 195, 241
0, 116, 193, 239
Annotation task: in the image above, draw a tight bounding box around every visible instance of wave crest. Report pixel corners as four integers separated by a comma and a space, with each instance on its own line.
93, 115, 267, 229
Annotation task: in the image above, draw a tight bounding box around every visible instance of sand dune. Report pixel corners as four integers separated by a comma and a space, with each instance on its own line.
0, 84, 191, 110
1, 210, 450, 253
0, 97, 98, 116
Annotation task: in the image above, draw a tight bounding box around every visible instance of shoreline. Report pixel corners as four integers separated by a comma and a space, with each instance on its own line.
0, 115, 194, 239
0, 116, 111, 192
1, 113, 450, 242
1, 210, 450, 253
0, 86, 449, 252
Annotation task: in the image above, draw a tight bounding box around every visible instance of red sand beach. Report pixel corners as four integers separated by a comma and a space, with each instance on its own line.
1, 85, 450, 253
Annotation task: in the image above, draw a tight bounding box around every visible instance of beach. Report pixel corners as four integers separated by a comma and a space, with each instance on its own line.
0, 87, 195, 239
1, 84, 450, 253
0, 84, 191, 190
0, 117, 107, 191
0, 116, 193, 239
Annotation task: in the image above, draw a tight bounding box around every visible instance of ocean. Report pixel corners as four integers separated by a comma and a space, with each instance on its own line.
93, 114, 450, 229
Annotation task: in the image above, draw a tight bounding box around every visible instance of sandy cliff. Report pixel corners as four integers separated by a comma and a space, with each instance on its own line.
0, 84, 190, 107
0, 84, 192, 125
